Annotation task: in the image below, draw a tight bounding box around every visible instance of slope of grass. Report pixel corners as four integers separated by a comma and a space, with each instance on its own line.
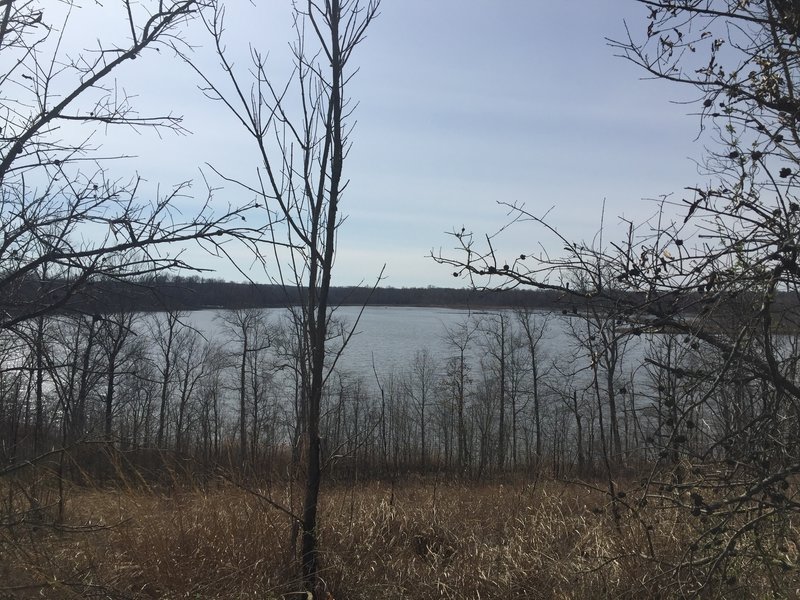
2, 476, 797, 598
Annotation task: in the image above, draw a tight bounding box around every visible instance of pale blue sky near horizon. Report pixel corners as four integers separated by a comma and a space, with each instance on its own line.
73, 1, 709, 288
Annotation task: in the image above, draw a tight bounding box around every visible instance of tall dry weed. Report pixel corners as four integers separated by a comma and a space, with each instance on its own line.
2, 475, 798, 598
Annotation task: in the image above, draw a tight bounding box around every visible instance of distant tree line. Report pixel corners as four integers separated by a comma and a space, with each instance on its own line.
1, 273, 584, 313
6, 273, 800, 317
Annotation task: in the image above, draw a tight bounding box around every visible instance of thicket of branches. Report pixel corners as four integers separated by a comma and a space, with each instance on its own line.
435, 0, 800, 595
0, 1, 268, 329
2, 0, 383, 596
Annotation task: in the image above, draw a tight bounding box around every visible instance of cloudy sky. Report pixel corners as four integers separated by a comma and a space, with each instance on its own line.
80, 1, 709, 288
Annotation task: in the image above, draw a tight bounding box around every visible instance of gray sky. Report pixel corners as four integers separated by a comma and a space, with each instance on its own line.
78, 1, 709, 288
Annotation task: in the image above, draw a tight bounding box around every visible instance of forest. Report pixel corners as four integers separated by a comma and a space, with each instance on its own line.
0, 304, 683, 482
3, 0, 800, 598
0, 274, 589, 313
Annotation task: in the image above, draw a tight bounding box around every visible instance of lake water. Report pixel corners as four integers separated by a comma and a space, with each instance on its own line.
184, 305, 612, 384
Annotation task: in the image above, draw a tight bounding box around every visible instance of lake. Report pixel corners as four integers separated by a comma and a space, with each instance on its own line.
184, 305, 625, 386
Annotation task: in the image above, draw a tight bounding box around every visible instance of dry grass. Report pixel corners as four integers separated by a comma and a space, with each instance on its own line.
317, 480, 685, 599
2, 475, 798, 599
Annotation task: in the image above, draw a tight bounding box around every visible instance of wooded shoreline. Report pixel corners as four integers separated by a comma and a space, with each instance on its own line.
8, 274, 800, 317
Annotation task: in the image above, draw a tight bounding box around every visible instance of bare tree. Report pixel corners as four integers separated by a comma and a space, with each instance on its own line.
185, 0, 380, 593
441, 316, 478, 473
515, 308, 551, 461
435, 1, 800, 594
196, 345, 228, 465
478, 313, 513, 471
96, 310, 139, 443
219, 308, 272, 470
148, 310, 184, 449
0, 1, 264, 333
116, 338, 156, 450
172, 325, 209, 455
404, 347, 438, 472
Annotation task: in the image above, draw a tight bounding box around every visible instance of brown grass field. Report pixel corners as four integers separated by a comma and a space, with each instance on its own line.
2, 474, 799, 599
